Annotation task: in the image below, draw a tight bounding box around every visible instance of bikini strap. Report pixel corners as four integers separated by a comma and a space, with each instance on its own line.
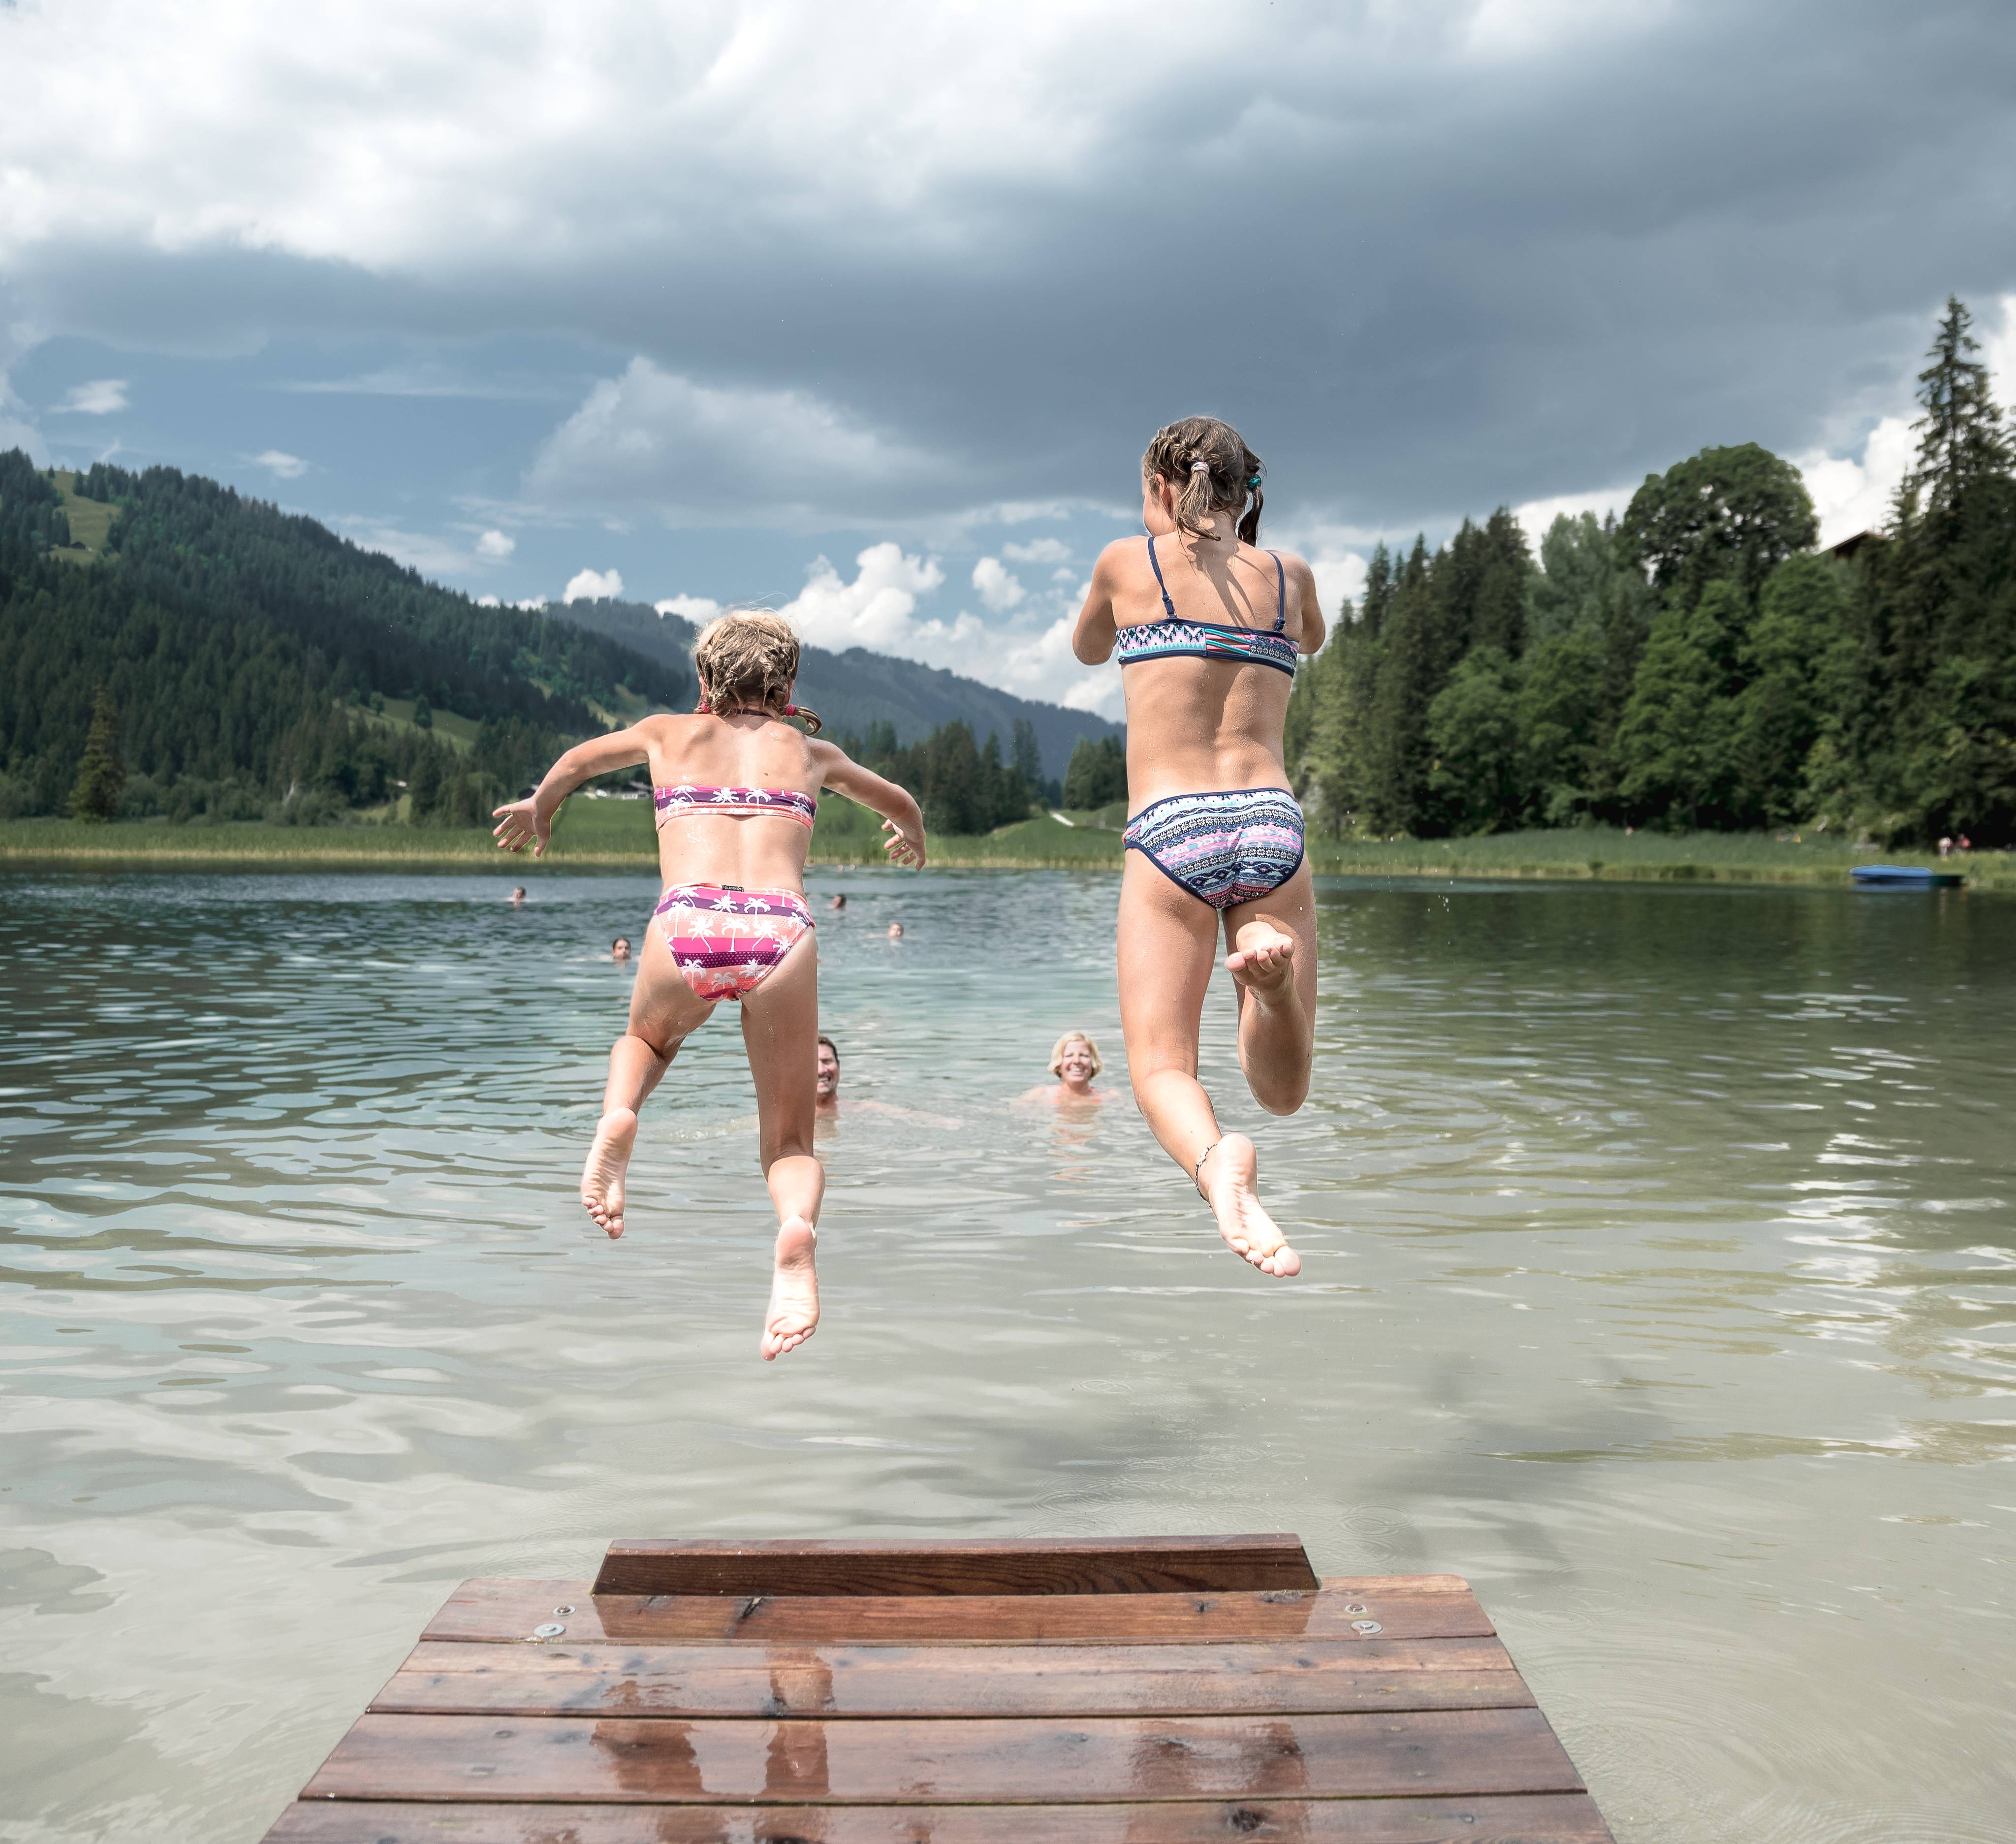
1145, 534, 1176, 619
1268, 551, 1286, 631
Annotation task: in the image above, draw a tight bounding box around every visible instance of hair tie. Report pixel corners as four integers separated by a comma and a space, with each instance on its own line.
783, 703, 800, 717
696, 699, 713, 714
1189, 460, 1211, 474
1247, 474, 1261, 487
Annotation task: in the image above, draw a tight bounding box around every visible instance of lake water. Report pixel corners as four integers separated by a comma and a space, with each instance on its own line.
1, 867, 2011, 1843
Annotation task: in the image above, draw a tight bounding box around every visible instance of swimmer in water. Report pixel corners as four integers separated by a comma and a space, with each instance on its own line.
1071, 416, 1324, 1278
886, 921, 904, 939
610, 936, 632, 962
1019, 1031, 1106, 1107
493, 611, 926, 1359
829, 893, 847, 911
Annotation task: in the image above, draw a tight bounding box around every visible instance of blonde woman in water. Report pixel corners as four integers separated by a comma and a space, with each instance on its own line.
1072, 416, 1325, 1277
492, 613, 925, 1359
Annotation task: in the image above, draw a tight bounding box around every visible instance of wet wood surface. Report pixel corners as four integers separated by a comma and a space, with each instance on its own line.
422, 1578, 1494, 1648
371, 1636, 1533, 1718
306, 1708, 1582, 1803
261, 1539, 1611, 1843
593, 1535, 1323, 1598
264, 1792, 1620, 1843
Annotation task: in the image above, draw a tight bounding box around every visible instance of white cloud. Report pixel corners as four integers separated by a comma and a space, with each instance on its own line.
54, 378, 129, 415
971, 556, 1025, 611
1512, 481, 1638, 536
513, 596, 548, 610
475, 593, 501, 606
476, 528, 515, 559
773, 544, 962, 654
564, 566, 624, 602
1269, 517, 1375, 630
526, 357, 947, 527
1002, 537, 1071, 565
255, 448, 308, 478
655, 594, 720, 624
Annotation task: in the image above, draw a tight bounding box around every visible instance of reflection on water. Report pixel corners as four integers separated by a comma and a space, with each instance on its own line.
0, 869, 2011, 1842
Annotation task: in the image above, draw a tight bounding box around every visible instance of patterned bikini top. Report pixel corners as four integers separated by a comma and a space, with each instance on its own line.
1112, 536, 1299, 677
653, 784, 818, 829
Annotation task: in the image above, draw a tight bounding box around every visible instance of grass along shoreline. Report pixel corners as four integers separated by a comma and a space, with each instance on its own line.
1, 804, 2008, 887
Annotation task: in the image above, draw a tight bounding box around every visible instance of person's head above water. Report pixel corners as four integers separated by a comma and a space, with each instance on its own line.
815, 1034, 840, 1102
510, 885, 527, 904
1049, 1031, 1102, 1090
610, 936, 632, 961
692, 610, 822, 733
1142, 415, 1266, 547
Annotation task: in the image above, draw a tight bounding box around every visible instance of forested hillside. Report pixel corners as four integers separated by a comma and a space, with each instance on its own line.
559, 598, 1119, 779
0, 458, 1114, 832
0, 458, 694, 825
1288, 298, 2016, 846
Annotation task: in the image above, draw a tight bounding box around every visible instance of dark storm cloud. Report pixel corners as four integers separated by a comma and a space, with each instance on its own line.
5, 0, 2013, 529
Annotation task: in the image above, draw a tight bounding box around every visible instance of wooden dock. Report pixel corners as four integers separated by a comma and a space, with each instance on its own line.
262, 1534, 1612, 1842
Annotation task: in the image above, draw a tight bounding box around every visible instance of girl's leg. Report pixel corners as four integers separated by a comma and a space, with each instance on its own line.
1118, 852, 1299, 1277
582, 919, 715, 1239
1223, 860, 1319, 1116
739, 926, 823, 1360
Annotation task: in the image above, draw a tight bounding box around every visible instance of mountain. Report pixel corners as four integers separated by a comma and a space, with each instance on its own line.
527, 600, 1117, 780
0, 450, 1118, 825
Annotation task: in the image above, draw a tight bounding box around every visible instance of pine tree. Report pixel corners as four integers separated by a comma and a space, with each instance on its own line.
66, 683, 126, 821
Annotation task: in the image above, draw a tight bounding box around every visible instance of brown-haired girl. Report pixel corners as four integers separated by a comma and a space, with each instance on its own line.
492, 611, 926, 1360
1071, 416, 1326, 1277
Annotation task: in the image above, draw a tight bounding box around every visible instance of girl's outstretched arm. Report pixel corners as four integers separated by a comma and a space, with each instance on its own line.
809, 742, 927, 868
1071, 544, 1124, 663
493, 725, 653, 857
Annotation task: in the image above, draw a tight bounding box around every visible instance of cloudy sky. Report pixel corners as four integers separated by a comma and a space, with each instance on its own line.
4, 0, 2013, 715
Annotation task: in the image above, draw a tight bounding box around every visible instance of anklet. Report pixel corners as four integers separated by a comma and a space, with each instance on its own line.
1193, 1139, 1222, 1199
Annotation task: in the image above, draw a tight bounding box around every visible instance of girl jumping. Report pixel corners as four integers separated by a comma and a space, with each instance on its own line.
1072, 417, 1325, 1277
492, 612, 926, 1359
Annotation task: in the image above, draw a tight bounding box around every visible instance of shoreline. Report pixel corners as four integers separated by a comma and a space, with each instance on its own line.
2, 817, 2008, 888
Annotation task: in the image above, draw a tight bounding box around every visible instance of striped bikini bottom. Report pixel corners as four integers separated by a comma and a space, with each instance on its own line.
1122, 787, 1306, 912
653, 884, 813, 1001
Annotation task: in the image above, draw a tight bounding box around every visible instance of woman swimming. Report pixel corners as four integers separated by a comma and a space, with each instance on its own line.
1071, 416, 1326, 1277
492, 611, 926, 1359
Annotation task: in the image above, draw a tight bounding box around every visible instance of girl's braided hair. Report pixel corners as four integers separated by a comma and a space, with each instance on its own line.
692, 610, 822, 733
1142, 415, 1265, 545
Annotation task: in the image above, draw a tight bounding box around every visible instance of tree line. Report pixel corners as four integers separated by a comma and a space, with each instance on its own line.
1288, 298, 2016, 845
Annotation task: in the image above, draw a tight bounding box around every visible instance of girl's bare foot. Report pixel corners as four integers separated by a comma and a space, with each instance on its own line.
1197, 1133, 1300, 1277
1226, 921, 1296, 991
581, 1108, 637, 1239
762, 1218, 820, 1360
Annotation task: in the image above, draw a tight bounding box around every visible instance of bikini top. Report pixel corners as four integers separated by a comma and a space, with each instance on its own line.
653, 784, 817, 829
1112, 536, 1299, 677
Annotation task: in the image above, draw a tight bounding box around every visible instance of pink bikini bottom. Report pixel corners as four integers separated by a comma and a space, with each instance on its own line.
653, 884, 813, 1001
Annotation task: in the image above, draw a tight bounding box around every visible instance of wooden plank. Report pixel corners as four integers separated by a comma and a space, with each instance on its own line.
591, 1536, 1322, 1598
265, 1791, 1617, 1841
370, 1637, 1533, 1719
424, 1581, 1491, 1649
301, 1709, 1582, 1805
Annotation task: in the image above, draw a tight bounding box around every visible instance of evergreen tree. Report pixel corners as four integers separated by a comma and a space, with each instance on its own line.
66, 683, 126, 820
1516, 625, 1607, 824
1063, 734, 1127, 809
1614, 579, 1747, 827
1010, 717, 1043, 792
1426, 647, 1522, 833
1731, 554, 1854, 826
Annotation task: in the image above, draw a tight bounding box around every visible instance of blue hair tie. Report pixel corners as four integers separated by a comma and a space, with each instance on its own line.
1247, 474, 1261, 487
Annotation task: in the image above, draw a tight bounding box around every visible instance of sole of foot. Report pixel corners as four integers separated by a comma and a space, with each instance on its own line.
1200, 1133, 1300, 1277
1226, 923, 1296, 994
580, 1107, 638, 1239
762, 1218, 820, 1361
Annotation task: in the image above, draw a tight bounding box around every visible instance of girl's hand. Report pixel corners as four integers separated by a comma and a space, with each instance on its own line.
492, 797, 551, 857
882, 814, 926, 868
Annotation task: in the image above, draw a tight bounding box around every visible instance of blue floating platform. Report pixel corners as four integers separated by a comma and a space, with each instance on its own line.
1851, 864, 1963, 888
